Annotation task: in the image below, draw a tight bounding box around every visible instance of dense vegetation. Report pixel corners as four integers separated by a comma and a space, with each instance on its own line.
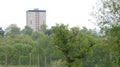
0, 0, 120, 67
0, 23, 117, 67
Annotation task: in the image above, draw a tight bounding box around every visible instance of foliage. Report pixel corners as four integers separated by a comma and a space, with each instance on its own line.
0, 23, 118, 67
106, 26, 120, 65
93, 0, 120, 66
22, 26, 33, 35
51, 24, 96, 67
93, 0, 120, 30
5, 24, 20, 38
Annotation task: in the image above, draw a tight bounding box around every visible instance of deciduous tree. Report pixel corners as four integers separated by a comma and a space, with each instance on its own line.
51, 24, 95, 67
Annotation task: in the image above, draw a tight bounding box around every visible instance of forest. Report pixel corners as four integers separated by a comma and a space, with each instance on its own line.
0, 0, 120, 67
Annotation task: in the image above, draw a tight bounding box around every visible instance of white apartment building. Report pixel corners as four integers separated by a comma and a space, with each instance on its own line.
26, 9, 46, 31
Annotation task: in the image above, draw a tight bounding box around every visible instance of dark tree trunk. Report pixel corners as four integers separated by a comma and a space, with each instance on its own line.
67, 56, 71, 67
68, 64, 70, 67
66, 56, 74, 67
63, 50, 74, 67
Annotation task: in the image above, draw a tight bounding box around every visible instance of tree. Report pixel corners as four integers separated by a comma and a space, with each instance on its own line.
36, 33, 53, 67
0, 27, 4, 37
39, 24, 51, 35
14, 35, 34, 46
93, 0, 120, 29
51, 24, 96, 67
13, 43, 32, 65
39, 24, 47, 33
0, 36, 14, 46
22, 26, 33, 35
31, 32, 45, 41
0, 46, 5, 65
31, 31, 55, 67
106, 26, 120, 66
93, 0, 120, 66
80, 27, 99, 37
82, 38, 115, 67
5, 24, 20, 38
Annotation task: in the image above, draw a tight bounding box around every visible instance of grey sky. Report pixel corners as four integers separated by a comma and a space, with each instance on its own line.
0, 0, 98, 30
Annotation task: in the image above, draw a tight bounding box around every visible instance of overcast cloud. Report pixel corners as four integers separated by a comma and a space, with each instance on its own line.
0, 0, 98, 30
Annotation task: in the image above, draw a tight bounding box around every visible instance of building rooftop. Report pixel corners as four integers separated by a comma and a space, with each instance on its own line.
27, 9, 46, 12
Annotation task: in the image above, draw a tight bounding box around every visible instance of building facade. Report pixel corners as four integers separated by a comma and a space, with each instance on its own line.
26, 9, 46, 31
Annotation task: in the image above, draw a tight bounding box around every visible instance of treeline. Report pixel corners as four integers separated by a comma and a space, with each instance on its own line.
0, 23, 119, 67
0, 24, 56, 67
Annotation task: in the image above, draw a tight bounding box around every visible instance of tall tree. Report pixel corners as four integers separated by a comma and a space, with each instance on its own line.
39, 24, 51, 35
40, 24, 47, 33
51, 24, 95, 67
5, 24, 20, 38
93, 0, 120, 66
93, 0, 120, 29
106, 26, 120, 66
22, 26, 33, 35
13, 43, 32, 65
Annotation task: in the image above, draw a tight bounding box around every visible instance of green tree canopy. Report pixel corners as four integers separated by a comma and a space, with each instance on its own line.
51, 24, 96, 67
5, 24, 20, 38
93, 0, 120, 66
22, 26, 33, 35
